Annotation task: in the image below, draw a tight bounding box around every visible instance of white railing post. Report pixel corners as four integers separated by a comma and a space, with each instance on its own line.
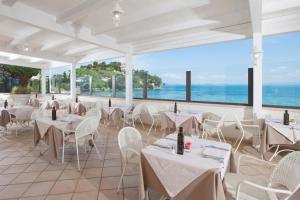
253, 33, 263, 117
70, 62, 77, 100
41, 67, 46, 96
125, 53, 133, 106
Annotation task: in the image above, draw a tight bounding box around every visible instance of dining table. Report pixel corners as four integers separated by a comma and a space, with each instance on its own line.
69, 102, 87, 116
140, 133, 236, 200
160, 111, 203, 135
34, 113, 84, 162
260, 119, 300, 159
101, 105, 132, 128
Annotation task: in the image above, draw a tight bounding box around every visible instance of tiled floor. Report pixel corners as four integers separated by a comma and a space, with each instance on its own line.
0, 122, 283, 200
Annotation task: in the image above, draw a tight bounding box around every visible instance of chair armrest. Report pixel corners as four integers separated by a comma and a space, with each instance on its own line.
236, 180, 292, 200
237, 154, 276, 173
204, 119, 220, 124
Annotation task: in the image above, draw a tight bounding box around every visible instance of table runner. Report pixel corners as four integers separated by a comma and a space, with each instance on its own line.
101, 106, 131, 127
140, 134, 236, 200
260, 121, 300, 155
0, 109, 10, 127
47, 100, 59, 110
161, 111, 202, 135
28, 98, 39, 107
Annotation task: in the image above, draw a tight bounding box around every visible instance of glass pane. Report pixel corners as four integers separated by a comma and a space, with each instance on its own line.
133, 70, 145, 98
49, 67, 70, 94
115, 74, 125, 97
191, 39, 251, 104
263, 32, 300, 107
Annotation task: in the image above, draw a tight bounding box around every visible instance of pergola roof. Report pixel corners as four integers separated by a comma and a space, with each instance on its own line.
0, 0, 299, 68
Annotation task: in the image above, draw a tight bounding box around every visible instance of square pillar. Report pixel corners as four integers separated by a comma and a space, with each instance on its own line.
48, 67, 52, 93
253, 33, 263, 117
70, 63, 77, 100
125, 53, 133, 106
41, 68, 46, 96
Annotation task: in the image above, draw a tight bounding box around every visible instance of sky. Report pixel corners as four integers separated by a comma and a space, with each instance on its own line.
133, 31, 300, 85
51, 31, 300, 85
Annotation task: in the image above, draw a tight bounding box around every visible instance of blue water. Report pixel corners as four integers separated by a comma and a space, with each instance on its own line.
93, 84, 300, 107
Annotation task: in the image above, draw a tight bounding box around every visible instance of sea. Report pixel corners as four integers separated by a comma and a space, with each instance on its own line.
95, 84, 300, 107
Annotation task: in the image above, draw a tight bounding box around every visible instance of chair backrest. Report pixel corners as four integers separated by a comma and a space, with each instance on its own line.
216, 115, 225, 128
0, 109, 11, 126
235, 116, 244, 133
270, 151, 300, 194
75, 116, 99, 139
118, 127, 142, 158
15, 107, 34, 121
31, 109, 43, 120
146, 104, 159, 116
132, 103, 145, 119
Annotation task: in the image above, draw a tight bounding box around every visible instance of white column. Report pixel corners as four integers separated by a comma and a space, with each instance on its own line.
48, 67, 52, 93
125, 53, 133, 106
41, 68, 46, 96
70, 62, 77, 100
253, 33, 263, 117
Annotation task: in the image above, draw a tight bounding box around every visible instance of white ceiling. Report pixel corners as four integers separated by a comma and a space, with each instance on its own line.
0, 0, 299, 68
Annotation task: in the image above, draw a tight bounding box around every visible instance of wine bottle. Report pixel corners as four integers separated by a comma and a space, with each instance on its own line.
75, 96, 78, 103
177, 127, 184, 155
52, 95, 54, 100
52, 106, 56, 120
174, 102, 177, 114
283, 110, 289, 125
4, 100, 8, 109
109, 98, 111, 107
35, 93, 38, 98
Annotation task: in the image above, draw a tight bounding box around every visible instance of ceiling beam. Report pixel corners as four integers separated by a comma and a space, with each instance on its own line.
248, 0, 262, 33
92, 0, 209, 35
1, 0, 18, 7
0, 2, 129, 53
9, 29, 42, 46
40, 38, 74, 51
63, 45, 98, 56
56, 0, 109, 24
0, 45, 74, 63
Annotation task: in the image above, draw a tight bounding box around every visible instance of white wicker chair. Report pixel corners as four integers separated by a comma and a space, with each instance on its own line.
224, 151, 300, 200
117, 127, 143, 192
145, 104, 160, 136
62, 116, 101, 171
124, 103, 145, 128
11, 107, 34, 136
202, 114, 226, 142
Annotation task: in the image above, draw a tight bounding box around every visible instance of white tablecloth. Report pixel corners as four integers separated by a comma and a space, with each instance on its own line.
36, 114, 84, 138
142, 134, 231, 198
102, 105, 131, 115
266, 120, 300, 144
164, 111, 202, 128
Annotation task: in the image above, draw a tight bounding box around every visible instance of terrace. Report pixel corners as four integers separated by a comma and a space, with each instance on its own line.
0, 0, 300, 199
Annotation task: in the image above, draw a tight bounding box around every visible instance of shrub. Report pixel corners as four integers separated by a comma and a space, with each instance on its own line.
11, 86, 32, 94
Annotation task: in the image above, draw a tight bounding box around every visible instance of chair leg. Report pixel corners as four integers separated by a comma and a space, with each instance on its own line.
139, 117, 145, 129
91, 138, 102, 160
117, 161, 127, 193
75, 139, 80, 171
62, 140, 65, 163
234, 134, 244, 154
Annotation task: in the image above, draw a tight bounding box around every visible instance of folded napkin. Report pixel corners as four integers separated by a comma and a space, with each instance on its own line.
202, 148, 227, 158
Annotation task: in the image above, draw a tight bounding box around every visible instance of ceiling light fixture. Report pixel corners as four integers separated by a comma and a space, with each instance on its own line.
112, 0, 124, 27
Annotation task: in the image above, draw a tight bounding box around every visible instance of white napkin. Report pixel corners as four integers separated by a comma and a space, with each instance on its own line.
202, 148, 227, 158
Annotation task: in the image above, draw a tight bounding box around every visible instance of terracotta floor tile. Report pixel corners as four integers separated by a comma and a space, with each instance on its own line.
72, 191, 98, 200
75, 178, 100, 192
102, 167, 121, 177
81, 167, 102, 178
124, 188, 139, 200
25, 163, 49, 172
0, 183, 30, 199
45, 193, 73, 200
23, 181, 55, 197
0, 173, 19, 185
100, 177, 121, 190
59, 169, 81, 180
36, 170, 62, 182
98, 189, 123, 200
49, 179, 78, 194
11, 172, 40, 184
2, 164, 30, 174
